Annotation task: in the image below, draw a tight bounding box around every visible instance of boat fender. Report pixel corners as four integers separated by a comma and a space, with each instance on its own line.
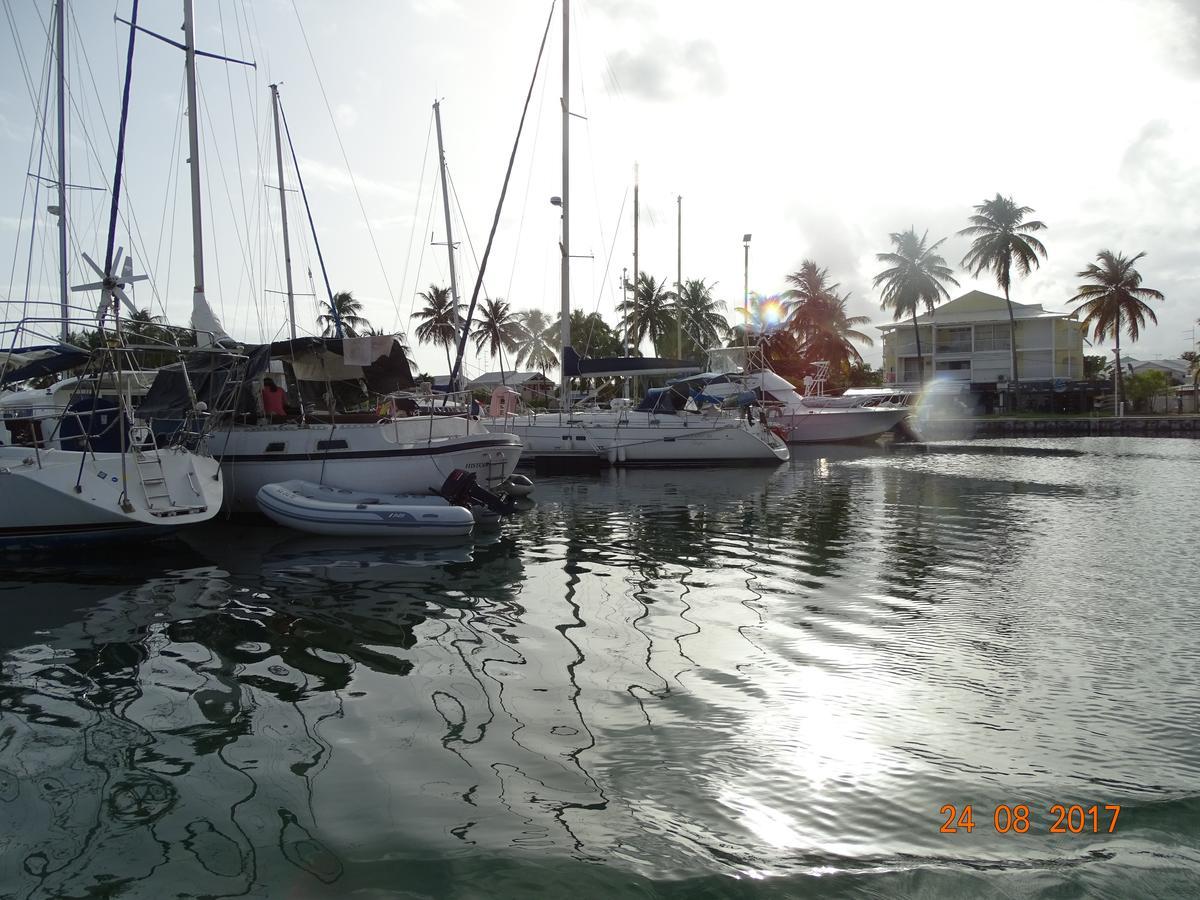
501, 474, 534, 496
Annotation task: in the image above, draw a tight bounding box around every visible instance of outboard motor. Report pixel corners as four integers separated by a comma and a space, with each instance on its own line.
439, 469, 517, 515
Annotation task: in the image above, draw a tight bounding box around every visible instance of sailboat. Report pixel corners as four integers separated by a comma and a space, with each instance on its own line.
0, 335, 226, 545
0, 0, 224, 545
481, 1, 788, 468
132, 2, 521, 511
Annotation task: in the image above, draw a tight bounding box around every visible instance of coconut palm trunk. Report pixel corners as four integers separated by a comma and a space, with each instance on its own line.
1113, 310, 1122, 416
912, 310, 924, 383
1003, 281, 1020, 408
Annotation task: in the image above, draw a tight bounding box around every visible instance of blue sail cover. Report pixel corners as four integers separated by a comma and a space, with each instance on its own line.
0, 344, 90, 387
562, 345, 700, 379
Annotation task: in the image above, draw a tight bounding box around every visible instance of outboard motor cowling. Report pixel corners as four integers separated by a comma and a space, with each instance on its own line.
439, 469, 517, 515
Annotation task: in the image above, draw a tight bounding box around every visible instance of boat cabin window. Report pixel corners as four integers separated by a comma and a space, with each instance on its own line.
316, 439, 349, 451
3, 417, 43, 448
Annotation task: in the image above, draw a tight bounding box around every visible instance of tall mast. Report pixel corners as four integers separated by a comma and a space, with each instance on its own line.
270, 84, 297, 340
676, 193, 681, 359
559, 0, 571, 407
621, 265, 629, 400
632, 161, 639, 346
54, 0, 68, 340
183, 0, 206, 331
433, 99, 461, 381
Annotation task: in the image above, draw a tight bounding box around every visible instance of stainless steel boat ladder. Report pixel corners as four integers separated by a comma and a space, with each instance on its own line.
133, 447, 177, 514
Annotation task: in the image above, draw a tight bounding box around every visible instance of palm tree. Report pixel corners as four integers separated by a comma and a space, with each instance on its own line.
731, 291, 795, 372
318, 290, 372, 338
411, 284, 462, 371
124, 308, 168, 343
1068, 250, 1164, 413
618, 272, 677, 355
568, 309, 623, 357
782, 260, 839, 341
471, 297, 522, 377
873, 229, 959, 383
672, 278, 729, 360
514, 308, 559, 373
800, 291, 876, 376
959, 195, 1047, 400
781, 261, 875, 381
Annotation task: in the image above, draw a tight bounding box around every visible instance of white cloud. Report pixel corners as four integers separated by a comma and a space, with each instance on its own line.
411, 0, 462, 17
335, 103, 359, 129
295, 155, 411, 202
607, 37, 726, 101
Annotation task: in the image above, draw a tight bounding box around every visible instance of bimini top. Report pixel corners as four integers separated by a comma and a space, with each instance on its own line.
563, 345, 701, 379
0, 344, 91, 387
137, 335, 414, 419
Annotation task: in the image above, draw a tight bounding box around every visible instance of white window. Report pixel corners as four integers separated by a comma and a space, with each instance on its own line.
974, 324, 1011, 351
935, 326, 971, 353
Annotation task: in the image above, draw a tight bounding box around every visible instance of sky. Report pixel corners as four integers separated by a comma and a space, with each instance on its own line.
2, 0, 1199, 378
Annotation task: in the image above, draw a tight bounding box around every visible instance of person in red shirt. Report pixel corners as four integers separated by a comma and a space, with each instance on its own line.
261, 376, 287, 421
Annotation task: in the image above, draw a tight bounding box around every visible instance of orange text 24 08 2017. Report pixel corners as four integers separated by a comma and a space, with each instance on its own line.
939, 804, 1121, 834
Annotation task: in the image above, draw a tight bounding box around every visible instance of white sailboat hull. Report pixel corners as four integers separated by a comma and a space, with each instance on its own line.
0, 446, 223, 545
487, 412, 789, 465
211, 417, 523, 511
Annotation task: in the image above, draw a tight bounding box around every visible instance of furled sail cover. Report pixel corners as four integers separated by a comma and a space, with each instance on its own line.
190, 289, 230, 346
562, 345, 701, 379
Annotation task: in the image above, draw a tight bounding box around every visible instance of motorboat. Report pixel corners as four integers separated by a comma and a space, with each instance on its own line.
705, 352, 911, 444
256, 480, 475, 537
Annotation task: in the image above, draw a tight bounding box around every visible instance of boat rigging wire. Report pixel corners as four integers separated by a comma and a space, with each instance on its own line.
216, 0, 260, 340
65, 4, 170, 314
290, 0, 398, 310
446, 0, 557, 399
401, 110, 436, 328
409, 164, 442, 337
277, 93, 340, 336
503, 26, 552, 308
151, 83, 187, 326
101, 0, 138, 280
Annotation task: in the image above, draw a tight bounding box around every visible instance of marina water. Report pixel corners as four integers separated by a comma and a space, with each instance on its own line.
1, 437, 1197, 897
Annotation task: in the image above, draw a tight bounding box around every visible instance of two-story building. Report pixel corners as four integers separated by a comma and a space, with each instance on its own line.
878, 290, 1090, 410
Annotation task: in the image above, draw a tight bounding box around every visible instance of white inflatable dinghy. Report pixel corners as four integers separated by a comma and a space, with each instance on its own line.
256, 480, 475, 537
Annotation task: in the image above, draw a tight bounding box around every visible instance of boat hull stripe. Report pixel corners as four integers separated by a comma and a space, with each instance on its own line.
221, 437, 520, 464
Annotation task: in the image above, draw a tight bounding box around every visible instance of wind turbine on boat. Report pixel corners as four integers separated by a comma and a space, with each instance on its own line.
71, 247, 147, 328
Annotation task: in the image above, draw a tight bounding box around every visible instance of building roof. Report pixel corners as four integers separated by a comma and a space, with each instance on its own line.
877, 290, 1079, 332
1116, 357, 1190, 376
467, 371, 552, 387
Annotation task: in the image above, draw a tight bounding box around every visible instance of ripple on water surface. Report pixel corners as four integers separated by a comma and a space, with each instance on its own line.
0, 437, 1197, 897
